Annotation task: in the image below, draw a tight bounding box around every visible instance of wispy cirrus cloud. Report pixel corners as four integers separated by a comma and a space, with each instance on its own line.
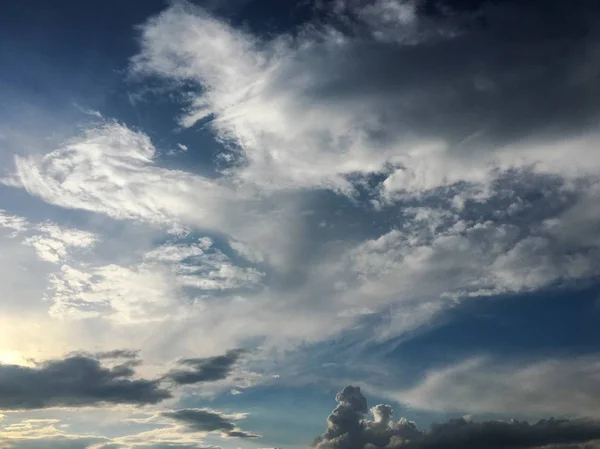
390, 355, 600, 418
0, 355, 170, 410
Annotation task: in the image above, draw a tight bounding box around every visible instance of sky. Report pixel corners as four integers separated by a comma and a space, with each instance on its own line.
0, 0, 600, 448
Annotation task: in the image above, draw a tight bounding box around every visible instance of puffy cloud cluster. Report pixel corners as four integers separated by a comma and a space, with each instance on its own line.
314, 386, 600, 449
314, 386, 421, 449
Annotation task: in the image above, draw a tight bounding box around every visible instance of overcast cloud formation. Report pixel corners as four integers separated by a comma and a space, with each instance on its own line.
1, 0, 600, 447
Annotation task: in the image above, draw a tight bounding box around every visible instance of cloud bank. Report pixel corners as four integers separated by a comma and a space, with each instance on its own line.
314, 386, 600, 449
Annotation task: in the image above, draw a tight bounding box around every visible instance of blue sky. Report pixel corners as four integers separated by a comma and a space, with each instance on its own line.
1, 0, 600, 448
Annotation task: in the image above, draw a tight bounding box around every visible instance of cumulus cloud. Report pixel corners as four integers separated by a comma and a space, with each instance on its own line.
0, 355, 170, 410
166, 349, 246, 385
314, 386, 600, 449
162, 408, 259, 438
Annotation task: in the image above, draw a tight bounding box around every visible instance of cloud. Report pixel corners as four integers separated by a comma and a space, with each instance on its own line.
23, 223, 96, 263
131, 0, 600, 195
391, 355, 600, 418
0, 354, 171, 410
313, 386, 600, 449
166, 349, 246, 385
5, 123, 236, 234
162, 408, 259, 438
0, 210, 28, 236
45, 237, 263, 322
0, 414, 221, 449
93, 350, 140, 360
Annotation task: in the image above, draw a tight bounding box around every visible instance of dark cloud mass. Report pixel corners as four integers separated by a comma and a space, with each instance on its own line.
297, 0, 600, 153
0, 355, 171, 410
166, 349, 246, 385
163, 408, 259, 438
314, 386, 600, 449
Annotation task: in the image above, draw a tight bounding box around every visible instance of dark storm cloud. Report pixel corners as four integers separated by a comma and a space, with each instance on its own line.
313, 386, 600, 449
166, 349, 246, 385
163, 408, 259, 438
0, 355, 171, 410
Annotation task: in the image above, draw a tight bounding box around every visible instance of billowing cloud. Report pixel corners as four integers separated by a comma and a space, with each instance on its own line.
162, 408, 259, 438
166, 349, 246, 385
0, 355, 170, 410
314, 386, 600, 449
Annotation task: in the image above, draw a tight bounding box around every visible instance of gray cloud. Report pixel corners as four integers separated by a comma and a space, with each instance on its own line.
314, 386, 600, 449
94, 350, 140, 360
0, 438, 216, 449
166, 349, 246, 385
0, 355, 171, 410
163, 408, 259, 438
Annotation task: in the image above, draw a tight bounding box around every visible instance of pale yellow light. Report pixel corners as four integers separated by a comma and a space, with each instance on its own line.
0, 351, 25, 365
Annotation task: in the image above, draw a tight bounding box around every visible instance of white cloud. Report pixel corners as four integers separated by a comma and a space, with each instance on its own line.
0, 209, 28, 236
23, 223, 96, 263
325, 181, 600, 339
6, 123, 237, 234
46, 238, 264, 322
392, 355, 600, 418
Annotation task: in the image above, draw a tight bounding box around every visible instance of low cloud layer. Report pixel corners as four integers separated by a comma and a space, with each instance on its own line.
0, 349, 248, 411
0, 355, 170, 410
314, 386, 600, 449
